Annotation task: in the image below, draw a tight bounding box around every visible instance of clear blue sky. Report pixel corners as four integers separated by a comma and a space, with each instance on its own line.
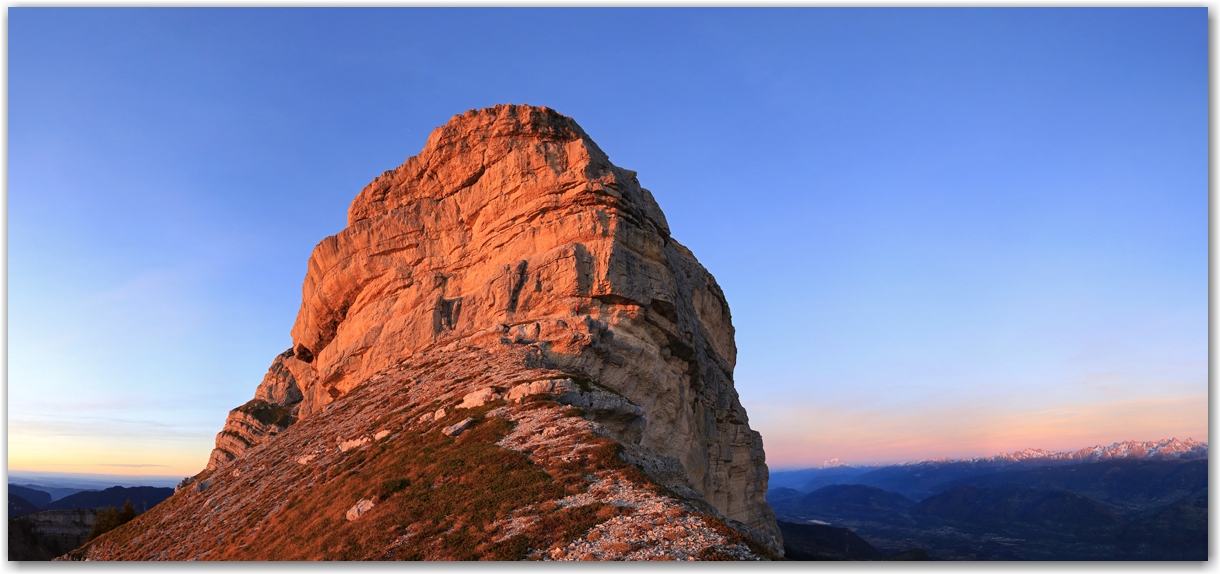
9, 8, 1207, 475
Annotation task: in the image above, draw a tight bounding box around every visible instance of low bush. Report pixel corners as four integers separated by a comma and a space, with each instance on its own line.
377, 479, 411, 499
235, 400, 296, 427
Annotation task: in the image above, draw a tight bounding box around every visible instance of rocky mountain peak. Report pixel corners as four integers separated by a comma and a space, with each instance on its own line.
75, 105, 782, 561
347, 104, 622, 226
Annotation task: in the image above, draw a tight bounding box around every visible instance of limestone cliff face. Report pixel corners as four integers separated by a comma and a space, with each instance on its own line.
198, 104, 779, 554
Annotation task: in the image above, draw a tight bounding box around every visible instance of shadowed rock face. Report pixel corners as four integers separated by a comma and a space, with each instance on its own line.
205, 104, 780, 552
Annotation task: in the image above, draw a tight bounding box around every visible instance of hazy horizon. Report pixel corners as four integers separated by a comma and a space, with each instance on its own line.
9, 436, 1206, 482
7, 470, 183, 490
9, 8, 1207, 476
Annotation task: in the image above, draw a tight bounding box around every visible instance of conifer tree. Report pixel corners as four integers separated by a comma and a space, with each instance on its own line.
87, 499, 139, 541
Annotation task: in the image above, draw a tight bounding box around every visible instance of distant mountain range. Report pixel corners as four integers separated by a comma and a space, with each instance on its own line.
767, 440, 1207, 560
916, 438, 1207, 466
771, 438, 1207, 494
809, 438, 1207, 470
46, 486, 173, 514
10, 486, 52, 508
11, 483, 89, 502
9, 484, 174, 519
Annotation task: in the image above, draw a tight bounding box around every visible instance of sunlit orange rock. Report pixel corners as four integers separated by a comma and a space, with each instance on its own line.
94, 104, 781, 559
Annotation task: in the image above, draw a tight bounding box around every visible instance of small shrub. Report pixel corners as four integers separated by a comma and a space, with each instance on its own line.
605, 542, 634, 554
595, 505, 622, 521
483, 534, 532, 561
377, 478, 411, 499
698, 547, 739, 561
236, 400, 297, 427
538, 503, 619, 542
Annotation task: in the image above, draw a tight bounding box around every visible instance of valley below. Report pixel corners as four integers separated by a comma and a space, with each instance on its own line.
769, 451, 1207, 561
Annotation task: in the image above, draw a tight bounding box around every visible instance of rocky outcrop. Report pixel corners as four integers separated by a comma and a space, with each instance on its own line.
11, 509, 96, 561
18, 509, 96, 538
100, 104, 781, 560
206, 350, 302, 470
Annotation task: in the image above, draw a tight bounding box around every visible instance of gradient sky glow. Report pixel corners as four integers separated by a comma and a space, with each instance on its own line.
8, 8, 1207, 477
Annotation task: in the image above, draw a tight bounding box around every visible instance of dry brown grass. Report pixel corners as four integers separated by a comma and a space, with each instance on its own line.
209, 402, 564, 560
90, 400, 638, 561
73, 380, 769, 561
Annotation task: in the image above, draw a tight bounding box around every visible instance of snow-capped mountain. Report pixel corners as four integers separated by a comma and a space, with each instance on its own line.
960, 438, 1207, 465
778, 438, 1208, 476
